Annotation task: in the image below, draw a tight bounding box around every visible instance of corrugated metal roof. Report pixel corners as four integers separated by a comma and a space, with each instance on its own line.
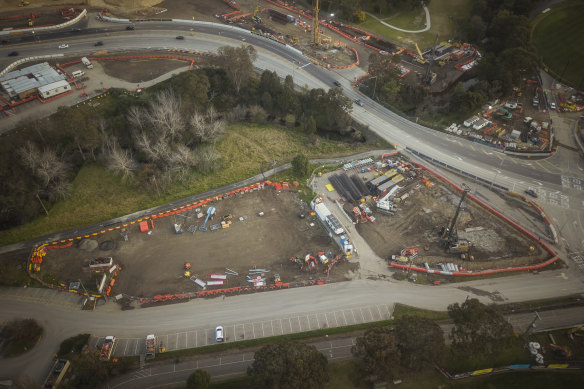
0, 62, 53, 82
38, 79, 70, 93
0, 62, 66, 95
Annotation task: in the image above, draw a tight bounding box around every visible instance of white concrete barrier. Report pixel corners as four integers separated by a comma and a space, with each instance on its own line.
0, 9, 87, 36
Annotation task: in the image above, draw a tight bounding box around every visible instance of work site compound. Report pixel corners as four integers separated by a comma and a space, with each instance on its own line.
32, 152, 560, 308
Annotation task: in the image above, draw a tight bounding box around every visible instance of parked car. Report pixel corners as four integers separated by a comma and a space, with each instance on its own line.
333, 80, 341, 87
126, 25, 135, 30
176, 35, 185, 40
7, 51, 18, 56
94, 41, 103, 46
215, 326, 224, 342
58, 43, 69, 49
354, 99, 364, 107
550, 102, 556, 110
525, 189, 538, 198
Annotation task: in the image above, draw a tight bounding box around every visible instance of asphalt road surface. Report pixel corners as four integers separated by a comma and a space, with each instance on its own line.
1, 14, 584, 386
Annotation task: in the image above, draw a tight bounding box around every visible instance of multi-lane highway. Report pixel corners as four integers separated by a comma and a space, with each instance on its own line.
1, 15, 583, 385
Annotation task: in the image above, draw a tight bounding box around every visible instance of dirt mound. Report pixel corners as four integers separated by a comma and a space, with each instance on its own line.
78, 239, 98, 251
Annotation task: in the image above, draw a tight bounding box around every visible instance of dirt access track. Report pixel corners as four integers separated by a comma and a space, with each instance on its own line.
41, 188, 353, 298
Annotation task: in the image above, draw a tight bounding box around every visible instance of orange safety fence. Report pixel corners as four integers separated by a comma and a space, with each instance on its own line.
388, 160, 559, 277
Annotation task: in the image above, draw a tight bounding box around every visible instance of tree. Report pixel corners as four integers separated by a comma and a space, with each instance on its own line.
352, 326, 401, 380
292, 154, 310, 177
394, 316, 445, 369
248, 341, 328, 389
103, 137, 137, 181
448, 298, 514, 356
186, 369, 210, 389
215, 44, 257, 94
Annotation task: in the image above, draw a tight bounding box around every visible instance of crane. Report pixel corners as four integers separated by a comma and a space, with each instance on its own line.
199, 206, 215, 231
414, 43, 426, 64
312, 0, 320, 45
440, 183, 471, 252
376, 185, 400, 212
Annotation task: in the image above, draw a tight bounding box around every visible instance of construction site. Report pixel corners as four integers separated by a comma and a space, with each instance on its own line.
311, 153, 558, 281
32, 151, 561, 304
37, 185, 354, 300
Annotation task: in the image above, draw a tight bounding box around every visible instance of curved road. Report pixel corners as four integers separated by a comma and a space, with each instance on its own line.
0, 15, 583, 385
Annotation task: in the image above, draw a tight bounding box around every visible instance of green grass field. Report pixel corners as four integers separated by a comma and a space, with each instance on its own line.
357, 0, 473, 49
532, 2, 584, 88
0, 123, 380, 246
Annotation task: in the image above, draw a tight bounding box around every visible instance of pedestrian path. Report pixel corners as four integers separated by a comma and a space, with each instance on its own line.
366, 6, 431, 34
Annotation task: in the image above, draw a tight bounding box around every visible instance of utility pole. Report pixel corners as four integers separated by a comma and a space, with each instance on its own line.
523, 311, 541, 336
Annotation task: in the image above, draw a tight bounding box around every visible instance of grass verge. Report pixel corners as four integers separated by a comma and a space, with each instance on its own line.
0, 123, 378, 247
532, 1, 584, 88
357, 0, 473, 48
392, 303, 450, 321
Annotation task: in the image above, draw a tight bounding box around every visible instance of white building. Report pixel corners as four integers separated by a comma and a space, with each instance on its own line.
38, 80, 71, 99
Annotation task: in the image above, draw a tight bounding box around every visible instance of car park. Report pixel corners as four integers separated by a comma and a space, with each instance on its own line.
58, 43, 69, 49
354, 99, 364, 107
525, 189, 538, 198
215, 326, 224, 342
333, 80, 341, 87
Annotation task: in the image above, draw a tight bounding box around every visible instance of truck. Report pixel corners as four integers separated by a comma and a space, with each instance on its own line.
100, 336, 117, 361
145, 334, 156, 360
81, 57, 93, 69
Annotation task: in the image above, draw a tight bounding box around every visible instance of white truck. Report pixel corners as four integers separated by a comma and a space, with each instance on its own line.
81, 57, 93, 69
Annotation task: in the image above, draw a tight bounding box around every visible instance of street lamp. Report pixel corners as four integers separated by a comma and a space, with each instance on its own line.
490, 156, 505, 190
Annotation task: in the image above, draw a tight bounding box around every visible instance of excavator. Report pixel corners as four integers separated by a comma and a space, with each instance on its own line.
199, 206, 215, 231
252, 0, 261, 23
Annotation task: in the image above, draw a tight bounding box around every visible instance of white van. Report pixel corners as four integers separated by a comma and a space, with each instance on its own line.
71, 70, 85, 78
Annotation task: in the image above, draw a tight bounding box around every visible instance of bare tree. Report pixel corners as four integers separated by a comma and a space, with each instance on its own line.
146, 90, 185, 140
195, 146, 221, 173
18, 142, 40, 173
36, 148, 69, 187
104, 138, 137, 180
188, 108, 225, 144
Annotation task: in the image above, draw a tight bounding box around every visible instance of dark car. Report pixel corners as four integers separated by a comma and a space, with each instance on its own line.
354, 99, 364, 107
126, 25, 135, 30
176, 35, 185, 40
524, 189, 538, 198
8, 51, 18, 57
94, 41, 103, 46
71, 28, 81, 32
333, 80, 341, 87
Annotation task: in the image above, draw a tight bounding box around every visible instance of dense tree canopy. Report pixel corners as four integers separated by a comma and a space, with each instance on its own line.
394, 316, 445, 369
248, 341, 328, 389
448, 298, 515, 356
352, 326, 401, 380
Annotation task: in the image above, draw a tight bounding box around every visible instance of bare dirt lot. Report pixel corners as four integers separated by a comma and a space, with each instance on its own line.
41, 189, 354, 297
353, 177, 548, 272
99, 56, 192, 83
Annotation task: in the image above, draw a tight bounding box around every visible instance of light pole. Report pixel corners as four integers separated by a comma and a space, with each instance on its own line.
490, 155, 505, 190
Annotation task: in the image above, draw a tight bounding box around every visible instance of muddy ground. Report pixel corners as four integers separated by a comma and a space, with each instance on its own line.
354, 178, 547, 271
41, 189, 354, 297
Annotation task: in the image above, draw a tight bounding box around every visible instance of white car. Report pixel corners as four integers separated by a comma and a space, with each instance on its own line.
550, 102, 556, 110
58, 43, 69, 49
215, 326, 224, 342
